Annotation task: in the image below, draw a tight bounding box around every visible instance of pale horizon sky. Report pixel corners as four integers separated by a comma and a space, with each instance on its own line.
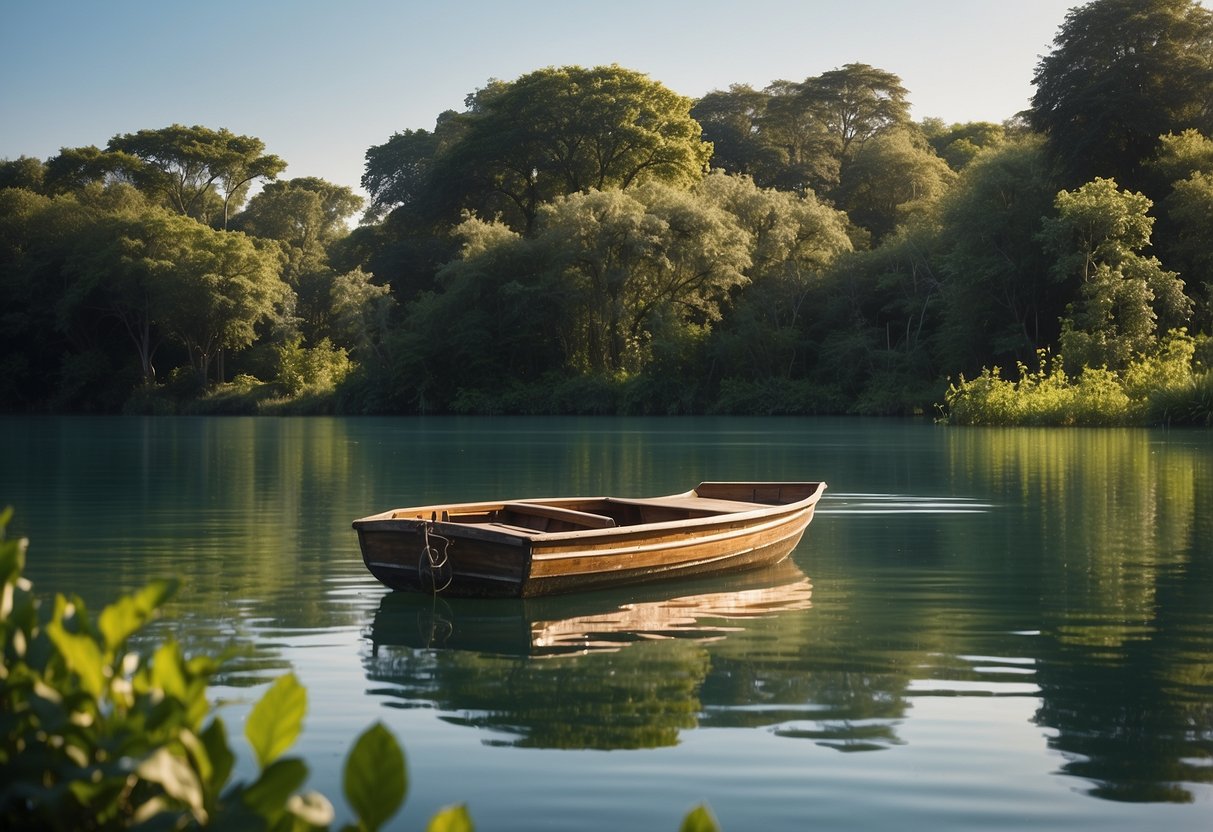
0, 1, 1114, 199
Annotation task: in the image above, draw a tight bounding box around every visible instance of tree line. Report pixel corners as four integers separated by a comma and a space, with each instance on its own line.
3, 0, 1212, 420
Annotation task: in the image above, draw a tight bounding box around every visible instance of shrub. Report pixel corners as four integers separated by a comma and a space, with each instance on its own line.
943, 350, 1132, 426
276, 337, 353, 396
0, 507, 465, 831
942, 335, 1213, 427
1145, 369, 1213, 426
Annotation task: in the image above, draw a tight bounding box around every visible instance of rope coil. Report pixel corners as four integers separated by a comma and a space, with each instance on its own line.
418, 521, 453, 593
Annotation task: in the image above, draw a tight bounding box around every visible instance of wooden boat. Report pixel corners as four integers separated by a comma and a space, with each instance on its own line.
353, 481, 826, 598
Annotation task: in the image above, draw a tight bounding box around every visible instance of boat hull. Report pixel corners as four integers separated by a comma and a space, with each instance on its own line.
354, 482, 825, 598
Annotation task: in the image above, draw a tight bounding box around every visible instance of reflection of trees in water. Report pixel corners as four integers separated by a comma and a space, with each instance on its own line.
365, 637, 914, 753
1035, 639, 1213, 803
367, 641, 708, 749
950, 428, 1213, 803
700, 649, 909, 752
1033, 552, 1213, 803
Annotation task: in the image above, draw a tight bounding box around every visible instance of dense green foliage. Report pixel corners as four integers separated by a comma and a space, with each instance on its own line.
0, 509, 455, 830
1029, 0, 1213, 189
943, 330, 1212, 426
2, 0, 1213, 424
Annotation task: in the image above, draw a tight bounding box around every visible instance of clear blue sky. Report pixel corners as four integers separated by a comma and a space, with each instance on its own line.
2, 0, 1086, 198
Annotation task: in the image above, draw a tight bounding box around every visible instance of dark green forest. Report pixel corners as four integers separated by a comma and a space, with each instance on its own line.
3, 0, 1213, 423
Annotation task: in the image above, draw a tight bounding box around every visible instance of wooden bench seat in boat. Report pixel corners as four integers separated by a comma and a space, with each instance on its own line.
607, 496, 766, 514
500, 502, 617, 530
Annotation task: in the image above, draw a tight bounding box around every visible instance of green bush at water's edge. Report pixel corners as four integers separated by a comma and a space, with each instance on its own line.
0, 509, 720, 831
940, 330, 1213, 426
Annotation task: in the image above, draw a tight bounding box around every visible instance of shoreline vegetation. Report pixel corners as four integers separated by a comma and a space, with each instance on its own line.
944, 330, 1213, 427
3, 0, 1213, 428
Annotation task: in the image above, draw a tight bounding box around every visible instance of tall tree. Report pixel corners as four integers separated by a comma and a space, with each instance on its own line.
143, 216, 285, 384
41, 146, 136, 195
536, 183, 750, 374
921, 120, 1007, 171
700, 172, 852, 381
235, 177, 362, 251
1029, 0, 1213, 189
692, 85, 780, 182
62, 205, 174, 387
1148, 129, 1213, 327
936, 136, 1060, 369
835, 129, 956, 243
57, 208, 287, 387
104, 125, 286, 227
757, 81, 841, 194
395, 65, 712, 233
361, 110, 467, 222
1039, 178, 1191, 370
799, 63, 911, 165
0, 156, 46, 192
233, 177, 368, 350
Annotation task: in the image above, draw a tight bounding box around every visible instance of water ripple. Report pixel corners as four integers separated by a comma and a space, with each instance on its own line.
819, 493, 993, 514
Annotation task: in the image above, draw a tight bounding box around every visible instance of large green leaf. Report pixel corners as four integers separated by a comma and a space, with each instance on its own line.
0, 506, 28, 593
426, 804, 475, 832
240, 757, 309, 818
679, 805, 721, 832
150, 640, 188, 702
343, 721, 407, 832
45, 617, 105, 698
245, 673, 306, 769
200, 717, 235, 792
98, 579, 177, 651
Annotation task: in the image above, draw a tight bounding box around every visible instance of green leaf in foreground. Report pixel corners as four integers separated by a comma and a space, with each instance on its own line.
98, 578, 177, 650
241, 757, 309, 817
344, 721, 407, 832
45, 614, 105, 697
0, 505, 27, 590
245, 672, 307, 769
426, 803, 475, 832
200, 716, 236, 792
680, 804, 722, 832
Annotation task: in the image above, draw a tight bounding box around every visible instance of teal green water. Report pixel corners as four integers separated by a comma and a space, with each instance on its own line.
3, 415, 1211, 829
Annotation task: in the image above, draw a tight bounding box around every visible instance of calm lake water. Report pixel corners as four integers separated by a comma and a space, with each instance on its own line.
3, 415, 1211, 830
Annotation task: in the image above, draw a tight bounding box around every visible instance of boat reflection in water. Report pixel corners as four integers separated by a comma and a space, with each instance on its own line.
370, 558, 813, 658
363, 560, 821, 749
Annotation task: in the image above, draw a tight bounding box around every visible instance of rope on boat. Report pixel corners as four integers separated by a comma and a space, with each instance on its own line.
418, 521, 453, 593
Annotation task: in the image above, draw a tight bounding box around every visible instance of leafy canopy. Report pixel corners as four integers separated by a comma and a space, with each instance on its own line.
1030, 0, 1213, 187
1040, 177, 1192, 369
365, 65, 711, 233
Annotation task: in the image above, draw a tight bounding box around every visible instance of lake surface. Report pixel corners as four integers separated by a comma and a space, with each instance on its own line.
2, 415, 1211, 830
